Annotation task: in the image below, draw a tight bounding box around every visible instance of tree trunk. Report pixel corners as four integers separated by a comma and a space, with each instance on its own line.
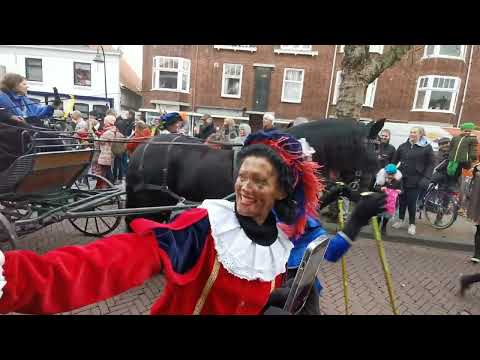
335, 45, 414, 120
335, 70, 368, 120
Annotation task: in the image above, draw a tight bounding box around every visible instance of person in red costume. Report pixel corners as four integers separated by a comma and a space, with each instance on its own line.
0, 131, 386, 315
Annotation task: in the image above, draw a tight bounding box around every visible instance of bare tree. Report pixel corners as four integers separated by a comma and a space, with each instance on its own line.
335, 45, 414, 120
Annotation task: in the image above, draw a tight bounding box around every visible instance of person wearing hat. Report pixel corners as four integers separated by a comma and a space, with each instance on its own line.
0, 130, 387, 315
196, 113, 216, 140
447, 122, 478, 179
431, 137, 453, 189
374, 163, 403, 234
158, 112, 184, 134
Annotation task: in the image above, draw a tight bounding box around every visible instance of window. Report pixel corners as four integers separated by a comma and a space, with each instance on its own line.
363, 78, 378, 107
214, 45, 257, 52
332, 70, 378, 107
280, 45, 312, 51
152, 56, 190, 92
73, 62, 91, 86
221, 64, 243, 98
93, 105, 108, 116
74, 103, 89, 116
281, 68, 304, 103
413, 75, 460, 113
275, 45, 318, 56
423, 45, 466, 60
25, 58, 43, 82
338, 45, 384, 54
369, 45, 384, 54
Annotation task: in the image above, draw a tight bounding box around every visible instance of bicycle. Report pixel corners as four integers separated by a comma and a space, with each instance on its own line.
417, 181, 460, 230
416, 160, 460, 230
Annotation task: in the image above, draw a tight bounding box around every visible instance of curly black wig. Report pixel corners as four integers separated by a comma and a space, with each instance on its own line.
236, 143, 297, 224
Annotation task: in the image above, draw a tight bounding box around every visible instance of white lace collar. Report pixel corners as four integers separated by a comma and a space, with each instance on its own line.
199, 199, 293, 282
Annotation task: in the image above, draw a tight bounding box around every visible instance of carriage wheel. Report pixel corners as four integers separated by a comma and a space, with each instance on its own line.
69, 174, 122, 237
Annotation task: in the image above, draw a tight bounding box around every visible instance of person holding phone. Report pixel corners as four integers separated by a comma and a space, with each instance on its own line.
0, 131, 385, 315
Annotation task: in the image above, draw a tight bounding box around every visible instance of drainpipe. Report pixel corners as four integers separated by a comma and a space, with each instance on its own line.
191, 45, 199, 112
325, 45, 337, 118
457, 45, 474, 128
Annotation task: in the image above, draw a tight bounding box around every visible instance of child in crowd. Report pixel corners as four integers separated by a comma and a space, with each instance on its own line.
374, 163, 403, 234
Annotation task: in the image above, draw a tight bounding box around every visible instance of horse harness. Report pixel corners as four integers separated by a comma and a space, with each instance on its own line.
134, 135, 197, 205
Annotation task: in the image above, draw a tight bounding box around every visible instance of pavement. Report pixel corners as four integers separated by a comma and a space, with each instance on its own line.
2, 215, 480, 315
320, 211, 476, 252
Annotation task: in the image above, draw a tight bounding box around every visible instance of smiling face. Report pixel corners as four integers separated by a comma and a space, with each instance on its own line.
235, 156, 286, 225
409, 128, 421, 143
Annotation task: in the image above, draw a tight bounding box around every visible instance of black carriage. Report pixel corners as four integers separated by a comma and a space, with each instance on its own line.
0, 141, 124, 250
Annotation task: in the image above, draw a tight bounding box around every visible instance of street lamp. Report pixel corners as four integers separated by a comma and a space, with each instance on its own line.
93, 45, 109, 110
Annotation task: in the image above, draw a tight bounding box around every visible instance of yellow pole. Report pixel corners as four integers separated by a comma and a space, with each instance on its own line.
371, 215, 399, 315
337, 183, 349, 315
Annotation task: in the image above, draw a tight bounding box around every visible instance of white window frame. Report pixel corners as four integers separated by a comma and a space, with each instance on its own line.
412, 75, 461, 114
274, 45, 318, 56
338, 45, 384, 54
221, 63, 243, 99
214, 45, 257, 52
332, 70, 378, 107
25, 57, 43, 83
281, 68, 305, 104
152, 56, 191, 93
363, 78, 378, 107
423, 45, 466, 61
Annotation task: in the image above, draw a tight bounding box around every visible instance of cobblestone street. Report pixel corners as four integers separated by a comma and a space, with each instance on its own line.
3, 218, 480, 315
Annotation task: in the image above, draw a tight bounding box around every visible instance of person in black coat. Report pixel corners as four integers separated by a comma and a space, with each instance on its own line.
377, 129, 396, 169
391, 126, 435, 236
196, 114, 216, 140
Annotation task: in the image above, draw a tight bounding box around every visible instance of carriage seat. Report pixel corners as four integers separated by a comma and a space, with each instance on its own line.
0, 149, 93, 196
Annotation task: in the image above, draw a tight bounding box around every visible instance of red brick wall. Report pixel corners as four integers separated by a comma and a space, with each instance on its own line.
142, 45, 335, 119
142, 45, 479, 127
329, 45, 471, 125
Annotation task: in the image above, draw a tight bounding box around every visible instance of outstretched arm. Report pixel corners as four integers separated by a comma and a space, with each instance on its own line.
0, 231, 162, 315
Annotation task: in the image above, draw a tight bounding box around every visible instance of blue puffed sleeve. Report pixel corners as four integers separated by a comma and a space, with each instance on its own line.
25, 100, 54, 119
152, 217, 211, 274
323, 232, 352, 262
288, 217, 327, 269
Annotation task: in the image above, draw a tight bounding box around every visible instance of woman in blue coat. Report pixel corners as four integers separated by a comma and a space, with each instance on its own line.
0, 73, 57, 121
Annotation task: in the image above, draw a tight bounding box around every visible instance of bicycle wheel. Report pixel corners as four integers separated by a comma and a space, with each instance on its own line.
423, 189, 458, 230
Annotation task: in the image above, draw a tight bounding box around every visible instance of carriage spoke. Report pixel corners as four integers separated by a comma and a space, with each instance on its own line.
83, 217, 90, 232
94, 217, 100, 233
99, 216, 112, 228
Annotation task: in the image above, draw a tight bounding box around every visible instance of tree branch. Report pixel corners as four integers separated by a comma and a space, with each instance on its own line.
364, 45, 414, 83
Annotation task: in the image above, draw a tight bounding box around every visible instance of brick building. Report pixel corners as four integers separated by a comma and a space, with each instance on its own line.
141, 45, 479, 130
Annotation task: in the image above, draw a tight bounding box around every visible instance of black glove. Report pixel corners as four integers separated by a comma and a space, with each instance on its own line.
319, 183, 353, 209
52, 87, 61, 108
343, 192, 387, 241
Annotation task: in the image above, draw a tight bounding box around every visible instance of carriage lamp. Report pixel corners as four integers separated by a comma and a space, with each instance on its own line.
93, 45, 110, 109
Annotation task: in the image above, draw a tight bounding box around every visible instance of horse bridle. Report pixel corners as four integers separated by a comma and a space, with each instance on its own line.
135, 135, 198, 205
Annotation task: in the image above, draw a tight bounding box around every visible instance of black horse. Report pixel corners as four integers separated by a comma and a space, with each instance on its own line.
125, 118, 384, 225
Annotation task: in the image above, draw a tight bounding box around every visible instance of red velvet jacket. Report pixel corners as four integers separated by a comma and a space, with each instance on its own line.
0, 204, 288, 315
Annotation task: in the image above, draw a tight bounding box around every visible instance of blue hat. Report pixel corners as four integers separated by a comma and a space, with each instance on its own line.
385, 163, 397, 174
160, 112, 182, 127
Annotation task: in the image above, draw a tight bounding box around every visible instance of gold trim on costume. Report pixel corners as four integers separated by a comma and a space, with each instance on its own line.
193, 256, 221, 315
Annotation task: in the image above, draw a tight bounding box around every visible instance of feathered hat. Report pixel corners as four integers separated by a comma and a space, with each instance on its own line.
244, 130, 324, 239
